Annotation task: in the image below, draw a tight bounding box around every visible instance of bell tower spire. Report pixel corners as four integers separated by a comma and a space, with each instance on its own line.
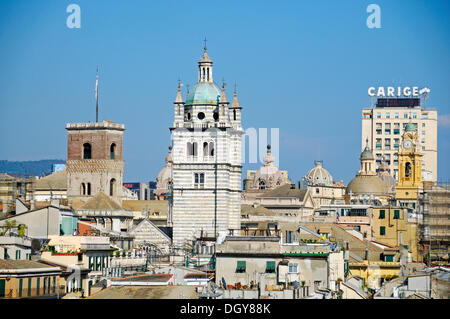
198, 38, 213, 83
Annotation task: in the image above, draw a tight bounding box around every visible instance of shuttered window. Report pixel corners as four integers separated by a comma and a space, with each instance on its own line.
380, 226, 386, 236
394, 210, 400, 219
19, 278, 23, 297
28, 278, 32, 297
379, 210, 385, 219
236, 261, 246, 273
266, 261, 276, 273
36, 277, 40, 295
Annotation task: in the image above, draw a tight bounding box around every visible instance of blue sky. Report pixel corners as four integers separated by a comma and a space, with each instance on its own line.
0, 0, 449, 184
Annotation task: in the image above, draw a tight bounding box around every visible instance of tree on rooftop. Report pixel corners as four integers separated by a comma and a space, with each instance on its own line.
4, 219, 17, 235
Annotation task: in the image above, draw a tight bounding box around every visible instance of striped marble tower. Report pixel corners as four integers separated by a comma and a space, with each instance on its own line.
169, 46, 243, 248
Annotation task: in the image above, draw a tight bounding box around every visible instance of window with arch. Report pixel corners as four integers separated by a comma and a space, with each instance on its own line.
209, 142, 214, 156
259, 180, 266, 190
405, 162, 412, 178
87, 183, 91, 196
110, 178, 116, 196
110, 143, 116, 160
203, 142, 209, 157
207, 68, 210, 81
187, 142, 197, 156
233, 109, 237, 121
83, 143, 92, 159
81, 183, 86, 195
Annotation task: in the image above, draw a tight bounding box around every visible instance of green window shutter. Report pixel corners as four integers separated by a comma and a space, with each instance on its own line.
379, 210, 385, 219
0, 279, 5, 298
53, 277, 56, 293
19, 278, 23, 297
385, 255, 394, 262
266, 261, 276, 273
236, 261, 246, 273
28, 278, 32, 297
36, 277, 40, 295
43, 277, 47, 295
394, 210, 400, 219
380, 226, 386, 235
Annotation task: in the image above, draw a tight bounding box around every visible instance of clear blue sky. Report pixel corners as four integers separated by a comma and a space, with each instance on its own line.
0, 0, 449, 184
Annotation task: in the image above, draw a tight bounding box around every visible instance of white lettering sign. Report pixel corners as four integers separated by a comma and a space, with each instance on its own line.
367, 86, 429, 98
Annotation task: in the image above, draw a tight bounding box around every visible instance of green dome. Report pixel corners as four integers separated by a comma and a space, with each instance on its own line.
185, 82, 221, 105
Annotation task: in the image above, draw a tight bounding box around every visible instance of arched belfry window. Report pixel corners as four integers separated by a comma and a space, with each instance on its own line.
233, 109, 237, 121
83, 143, 92, 159
110, 143, 116, 160
110, 179, 116, 196
259, 180, 266, 190
203, 142, 208, 157
207, 68, 210, 81
87, 183, 91, 196
405, 162, 412, 178
81, 183, 86, 195
209, 142, 214, 156
187, 142, 198, 156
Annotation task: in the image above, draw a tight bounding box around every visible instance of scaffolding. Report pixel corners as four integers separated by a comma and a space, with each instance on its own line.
419, 186, 450, 264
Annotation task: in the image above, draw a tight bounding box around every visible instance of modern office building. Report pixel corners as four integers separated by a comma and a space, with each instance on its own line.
361, 97, 437, 182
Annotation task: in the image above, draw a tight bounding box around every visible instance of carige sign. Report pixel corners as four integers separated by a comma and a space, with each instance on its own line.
368, 86, 430, 97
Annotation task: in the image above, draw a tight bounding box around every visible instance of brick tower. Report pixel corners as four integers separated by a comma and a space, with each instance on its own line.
65, 120, 125, 203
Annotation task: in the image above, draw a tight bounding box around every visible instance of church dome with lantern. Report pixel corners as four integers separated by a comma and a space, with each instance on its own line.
346, 139, 389, 201
245, 145, 290, 190
305, 161, 333, 186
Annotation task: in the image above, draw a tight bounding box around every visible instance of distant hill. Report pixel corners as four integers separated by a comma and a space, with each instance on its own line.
0, 160, 66, 177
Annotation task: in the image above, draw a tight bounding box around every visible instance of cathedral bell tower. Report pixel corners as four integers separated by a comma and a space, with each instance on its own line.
396, 122, 423, 200
169, 45, 243, 248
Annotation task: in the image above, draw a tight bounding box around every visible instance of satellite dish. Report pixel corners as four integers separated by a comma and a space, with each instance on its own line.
31, 239, 41, 253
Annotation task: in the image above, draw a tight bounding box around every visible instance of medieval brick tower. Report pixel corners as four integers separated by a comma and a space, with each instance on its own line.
170, 46, 243, 248
66, 120, 125, 203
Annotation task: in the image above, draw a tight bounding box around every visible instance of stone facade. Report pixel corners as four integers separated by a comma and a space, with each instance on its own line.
129, 218, 172, 254
66, 120, 125, 203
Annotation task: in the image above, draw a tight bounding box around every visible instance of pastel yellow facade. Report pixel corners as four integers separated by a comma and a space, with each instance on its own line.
371, 207, 407, 249
349, 261, 401, 289
0, 275, 64, 298
395, 126, 423, 200
370, 207, 421, 262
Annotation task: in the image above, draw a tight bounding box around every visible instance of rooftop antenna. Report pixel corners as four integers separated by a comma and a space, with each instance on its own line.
95, 66, 99, 122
